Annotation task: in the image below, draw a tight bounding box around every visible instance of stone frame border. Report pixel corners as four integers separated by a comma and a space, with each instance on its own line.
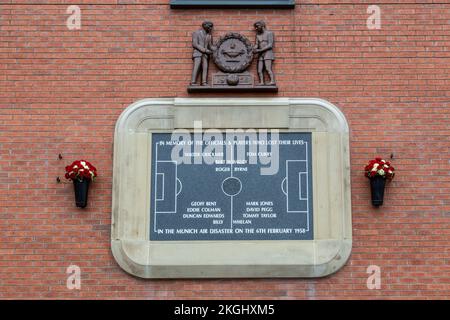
111, 98, 352, 278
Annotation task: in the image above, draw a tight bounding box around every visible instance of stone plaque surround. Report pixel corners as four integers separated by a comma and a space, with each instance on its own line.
112, 98, 352, 278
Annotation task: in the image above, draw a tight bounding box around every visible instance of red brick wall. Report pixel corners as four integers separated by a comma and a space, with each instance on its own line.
1, 1, 449, 299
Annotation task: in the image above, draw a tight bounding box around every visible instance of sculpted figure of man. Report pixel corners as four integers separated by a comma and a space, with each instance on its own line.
253, 20, 275, 85
191, 21, 214, 86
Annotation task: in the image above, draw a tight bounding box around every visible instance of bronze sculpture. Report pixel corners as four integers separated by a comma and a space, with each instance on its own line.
188, 20, 277, 92
191, 21, 215, 86
253, 20, 275, 85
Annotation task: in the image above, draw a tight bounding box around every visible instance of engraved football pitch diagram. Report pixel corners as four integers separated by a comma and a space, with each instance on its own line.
150, 132, 313, 241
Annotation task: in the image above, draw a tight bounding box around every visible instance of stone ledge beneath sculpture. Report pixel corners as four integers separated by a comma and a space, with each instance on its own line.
188, 71, 278, 92
188, 84, 278, 93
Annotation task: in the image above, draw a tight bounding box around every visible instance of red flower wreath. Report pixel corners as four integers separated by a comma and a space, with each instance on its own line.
65, 160, 98, 181
364, 157, 395, 179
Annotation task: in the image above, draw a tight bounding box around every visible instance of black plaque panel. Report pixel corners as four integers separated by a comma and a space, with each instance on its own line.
170, 0, 295, 8
150, 132, 313, 241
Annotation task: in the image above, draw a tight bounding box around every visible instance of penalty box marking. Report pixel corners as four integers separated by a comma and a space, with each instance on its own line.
154, 143, 179, 232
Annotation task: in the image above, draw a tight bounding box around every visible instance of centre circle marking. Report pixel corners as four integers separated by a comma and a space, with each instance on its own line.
221, 177, 242, 197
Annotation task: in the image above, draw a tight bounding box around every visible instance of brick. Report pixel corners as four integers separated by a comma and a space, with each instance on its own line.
0, 1, 449, 299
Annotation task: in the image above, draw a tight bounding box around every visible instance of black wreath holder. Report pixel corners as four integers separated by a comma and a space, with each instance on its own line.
364, 158, 395, 207
65, 160, 98, 208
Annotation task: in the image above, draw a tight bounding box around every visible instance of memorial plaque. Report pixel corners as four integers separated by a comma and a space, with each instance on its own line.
150, 132, 313, 241
112, 98, 352, 278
